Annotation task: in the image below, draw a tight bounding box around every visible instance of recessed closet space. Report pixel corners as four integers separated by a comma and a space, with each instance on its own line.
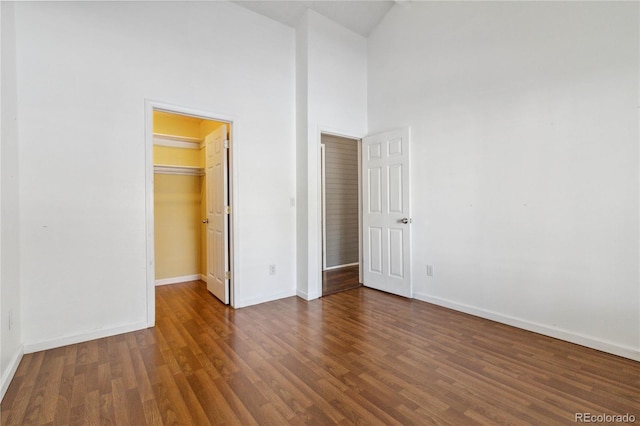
321, 134, 362, 296
153, 111, 225, 286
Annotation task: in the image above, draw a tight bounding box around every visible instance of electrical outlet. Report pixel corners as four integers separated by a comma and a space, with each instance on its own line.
8, 310, 13, 331
426, 265, 434, 277
269, 264, 276, 275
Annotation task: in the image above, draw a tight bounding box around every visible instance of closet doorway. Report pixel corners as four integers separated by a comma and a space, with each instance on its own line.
151, 108, 233, 306
320, 133, 362, 296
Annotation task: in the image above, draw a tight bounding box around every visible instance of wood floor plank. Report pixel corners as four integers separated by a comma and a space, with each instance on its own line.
98, 393, 116, 426
212, 375, 259, 426
82, 390, 100, 426
124, 387, 147, 426
252, 356, 314, 415
271, 357, 348, 424
38, 355, 65, 424
2, 281, 639, 425
110, 378, 131, 426
185, 368, 236, 425
323, 265, 361, 296
69, 373, 86, 413
152, 365, 195, 425
141, 398, 164, 426
2, 381, 32, 425
252, 376, 299, 421
52, 363, 75, 426
326, 383, 389, 425
170, 371, 212, 426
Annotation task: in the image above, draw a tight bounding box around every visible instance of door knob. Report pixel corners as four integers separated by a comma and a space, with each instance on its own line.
400, 218, 412, 224
202, 219, 209, 224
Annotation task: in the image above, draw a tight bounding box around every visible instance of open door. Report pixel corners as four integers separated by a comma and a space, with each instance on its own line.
205, 124, 229, 304
362, 127, 412, 298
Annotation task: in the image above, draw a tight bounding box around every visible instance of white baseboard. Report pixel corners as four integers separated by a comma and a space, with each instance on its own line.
413, 292, 640, 362
296, 289, 322, 301
237, 289, 297, 308
23, 321, 148, 354
323, 262, 359, 271
1, 345, 24, 403
155, 274, 202, 286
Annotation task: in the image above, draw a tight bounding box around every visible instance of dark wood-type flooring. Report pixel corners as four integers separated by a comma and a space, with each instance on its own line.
322, 265, 361, 296
2, 281, 639, 425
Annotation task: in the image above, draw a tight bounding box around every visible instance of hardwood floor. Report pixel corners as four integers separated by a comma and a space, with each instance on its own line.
2, 281, 638, 425
322, 265, 361, 296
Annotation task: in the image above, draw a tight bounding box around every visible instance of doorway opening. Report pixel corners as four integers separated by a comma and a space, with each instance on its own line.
145, 102, 235, 325
320, 133, 362, 296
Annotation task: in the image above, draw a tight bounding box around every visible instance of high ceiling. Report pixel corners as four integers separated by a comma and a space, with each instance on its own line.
231, 1, 396, 37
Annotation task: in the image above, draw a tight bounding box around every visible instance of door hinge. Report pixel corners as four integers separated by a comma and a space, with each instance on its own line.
225, 271, 231, 280
225, 205, 231, 214
223, 140, 229, 149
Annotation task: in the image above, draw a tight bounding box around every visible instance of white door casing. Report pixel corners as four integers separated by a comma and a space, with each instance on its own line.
362, 127, 412, 298
206, 124, 229, 304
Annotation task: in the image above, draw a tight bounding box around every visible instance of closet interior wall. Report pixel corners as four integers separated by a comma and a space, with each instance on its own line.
322, 134, 359, 270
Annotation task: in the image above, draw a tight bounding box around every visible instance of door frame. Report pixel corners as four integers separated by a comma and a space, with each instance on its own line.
145, 99, 239, 326
320, 143, 327, 270
315, 126, 364, 299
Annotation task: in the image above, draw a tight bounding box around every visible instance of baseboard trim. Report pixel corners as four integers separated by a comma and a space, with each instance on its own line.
155, 274, 202, 286
23, 321, 149, 354
296, 289, 322, 301
413, 292, 640, 362
323, 262, 359, 271
237, 289, 297, 308
1, 345, 24, 403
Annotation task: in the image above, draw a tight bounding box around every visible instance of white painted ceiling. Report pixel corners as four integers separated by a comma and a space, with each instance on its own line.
231, 1, 396, 37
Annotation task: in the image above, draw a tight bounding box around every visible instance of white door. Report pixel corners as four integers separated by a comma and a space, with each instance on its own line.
205, 125, 229, 304
362, 127, 412, 298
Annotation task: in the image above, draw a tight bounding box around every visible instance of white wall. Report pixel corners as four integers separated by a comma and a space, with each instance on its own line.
295, 14, 310, 300
369, 1, 639, 359
296, 10, 367, 299
15, 1, 297, 351
1, 1, 23, 399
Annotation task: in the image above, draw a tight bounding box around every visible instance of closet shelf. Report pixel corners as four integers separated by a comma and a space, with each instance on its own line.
154, 165, 205, 176
153, 133, 203, 149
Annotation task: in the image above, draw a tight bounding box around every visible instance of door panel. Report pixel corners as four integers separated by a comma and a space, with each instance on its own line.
389, 164, 403, 212
369, 227, 383, 274
206, 124, 229, 304
362, 127, 412, 298
388, 228, 404, 278
369, 142, 382, 159
368, 168, 382, 213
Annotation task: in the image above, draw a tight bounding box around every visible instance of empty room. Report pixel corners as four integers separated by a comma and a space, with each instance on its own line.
1, 0, 638, 424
